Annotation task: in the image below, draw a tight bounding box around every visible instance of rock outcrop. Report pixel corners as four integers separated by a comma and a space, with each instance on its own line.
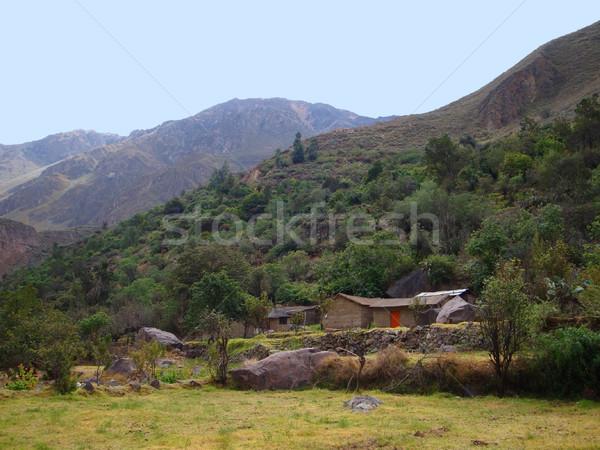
136, 327, 182, 349
228, 348, 335, 390
436, 297, 478, 324
105, 358, 136, 379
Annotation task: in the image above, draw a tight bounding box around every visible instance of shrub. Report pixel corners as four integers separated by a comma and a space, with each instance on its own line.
530, 327, 600, 399
5, 364, 39, 390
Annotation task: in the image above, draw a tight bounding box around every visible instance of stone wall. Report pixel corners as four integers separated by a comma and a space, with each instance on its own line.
302, 324, 485, 354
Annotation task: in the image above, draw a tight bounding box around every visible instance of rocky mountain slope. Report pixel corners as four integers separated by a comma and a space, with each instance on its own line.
264, 19, 600, 178
0, 99, 392, 229
0, 218, 91, 276
0, 130, 124, 195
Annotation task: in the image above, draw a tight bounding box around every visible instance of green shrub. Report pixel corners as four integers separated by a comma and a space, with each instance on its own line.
531, 327, 600, 399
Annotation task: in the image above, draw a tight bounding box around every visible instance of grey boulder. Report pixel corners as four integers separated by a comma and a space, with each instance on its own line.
136, 327, 182, 349
105, 358, 136, 379
228, 348, 335, 390
436, 297, 478, 324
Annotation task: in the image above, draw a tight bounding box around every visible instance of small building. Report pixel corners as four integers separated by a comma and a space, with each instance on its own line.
324, 290, 469, 329
371, 289, 469, 327
267, 305, 320, 332
322, 293, 382, 329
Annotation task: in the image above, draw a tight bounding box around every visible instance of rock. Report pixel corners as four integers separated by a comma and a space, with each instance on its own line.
436, 297, 478, 324
129, 380, 142, 391
149, 379, 161, 389
239, 343, 271, 362
136, 327, 182, 349
343, 395, 383, 413
441, 345, 457, 353
228, 348, 336, 390
178, 380, 202, 389
418, 308, 441, 325
386, 269, 430, 298
158, 359, 175, 368
105, 358, 136, 379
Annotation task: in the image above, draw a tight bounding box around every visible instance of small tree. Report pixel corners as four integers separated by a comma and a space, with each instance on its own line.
243, 292, 271, 336
409, 296, 427, 323
202, 311, 231, 385
306, 138, 318, 161
291, 132, 305, 164
478, 259, 528, 396
289, 311, 305, 333
131, 341, 166, 381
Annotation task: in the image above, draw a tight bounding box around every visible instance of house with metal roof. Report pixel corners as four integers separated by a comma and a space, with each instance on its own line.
323, 290, 469, 329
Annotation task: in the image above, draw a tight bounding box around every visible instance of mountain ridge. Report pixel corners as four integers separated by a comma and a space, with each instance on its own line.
0, 98, 394, 229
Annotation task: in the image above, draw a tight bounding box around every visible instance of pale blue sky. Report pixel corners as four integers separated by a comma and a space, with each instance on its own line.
1, 1, 599, 144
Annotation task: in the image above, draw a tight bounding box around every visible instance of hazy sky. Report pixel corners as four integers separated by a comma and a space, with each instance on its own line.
1, 1, 600, 144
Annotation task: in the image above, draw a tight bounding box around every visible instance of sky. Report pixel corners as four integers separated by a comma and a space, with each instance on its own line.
1, 1, 600, 144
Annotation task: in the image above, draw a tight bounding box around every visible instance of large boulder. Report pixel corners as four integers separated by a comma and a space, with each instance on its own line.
105, 358, 136, 378
136, 327, 182, 349
228, 348, 336, 390
386, 269, 430, 298
436, 297, 478, 324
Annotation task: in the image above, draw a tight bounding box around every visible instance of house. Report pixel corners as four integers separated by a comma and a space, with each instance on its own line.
323, 290, 469, 329
322, 293, 382, 329
267, 305, 320, 332
372, 289, 470, 327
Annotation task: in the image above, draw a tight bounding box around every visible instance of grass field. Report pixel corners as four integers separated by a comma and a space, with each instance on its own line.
1, 387, 599, 449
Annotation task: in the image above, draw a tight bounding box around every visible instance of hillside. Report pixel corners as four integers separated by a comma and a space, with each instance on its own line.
0, 99, 393, 229
0, 218, 92, 276
0, 130, 124, 196
255, 19, 600, 183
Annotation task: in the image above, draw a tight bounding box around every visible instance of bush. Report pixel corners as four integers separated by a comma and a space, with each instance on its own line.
422, 254, 456, 288
530, 327, 600, 399
5, 364, 39, 391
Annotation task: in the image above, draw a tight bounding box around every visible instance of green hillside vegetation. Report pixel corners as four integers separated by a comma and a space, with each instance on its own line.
2, 94, 600, 397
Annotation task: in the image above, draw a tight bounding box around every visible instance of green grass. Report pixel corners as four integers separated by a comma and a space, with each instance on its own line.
1, 388, 599, 448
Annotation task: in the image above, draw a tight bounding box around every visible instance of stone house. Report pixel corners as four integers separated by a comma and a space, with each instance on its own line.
267, 305, 320, 332
323, 290, 469, 329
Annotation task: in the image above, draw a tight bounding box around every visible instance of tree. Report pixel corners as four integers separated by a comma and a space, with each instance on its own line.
423, 134, 472, 191
183, 271, 247, 333
291, 132, 305, 164
289, 311, 305, 333
201, 311, 231, 385
306, 138, 318, 161
478, 259, 528, 396
274, 148, 283, 167
79, 312, 111, 383
131, 341, 166, 381
243, 292, 271, 336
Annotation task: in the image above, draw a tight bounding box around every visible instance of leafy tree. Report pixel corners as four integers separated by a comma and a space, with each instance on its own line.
319, 243, 414, 297
274, 147, 283, 167
500, 152, 533, 178
163, 197, 185, 215
243, 292, 271, 336
184, 272, 247, 332
364, 160, 384, 183
572, 93, 600, 150
306, 137, 318, 161
37, 309, 82, 394
131, 341, 166, 381
201, 311, 231, 384
209, 162, 235, 194
79, 312, 111, 382
422, 254, 456, 288
423, 134, 472, 191
289, 311, 305, 333
478, 259, 528, 396
291, 132, 305, 164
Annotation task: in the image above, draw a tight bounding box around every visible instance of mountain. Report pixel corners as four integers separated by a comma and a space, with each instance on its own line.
256, 20, 600, 180
0, 99, 393, 229
0, 218, 92, 276
0, 130, 124, 196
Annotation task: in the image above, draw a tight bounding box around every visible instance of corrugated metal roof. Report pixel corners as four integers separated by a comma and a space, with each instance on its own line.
370, 297, 446, 308
416, 289, 468, 298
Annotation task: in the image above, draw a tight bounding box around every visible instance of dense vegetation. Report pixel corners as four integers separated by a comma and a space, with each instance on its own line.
2, 95, 600, 396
